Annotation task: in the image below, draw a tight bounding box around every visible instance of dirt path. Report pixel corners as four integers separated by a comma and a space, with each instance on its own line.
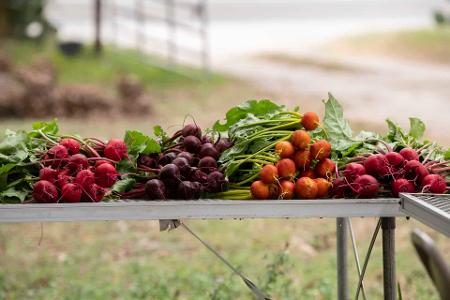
218, 53, 450, 145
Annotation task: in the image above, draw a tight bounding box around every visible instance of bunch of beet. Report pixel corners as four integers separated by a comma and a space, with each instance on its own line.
32, 138, 128, 203
129, 124, 232, 200
333, 147, 449, 198
251, 124, 336, 200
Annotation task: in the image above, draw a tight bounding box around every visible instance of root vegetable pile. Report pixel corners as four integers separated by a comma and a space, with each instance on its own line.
119, 123, 231, 200
34, 137, 127, 203
333, 147, 449, 198
0, 94, 448, 203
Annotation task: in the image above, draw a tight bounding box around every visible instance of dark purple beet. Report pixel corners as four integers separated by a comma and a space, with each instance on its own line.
189, 168, 208, 183
138, 155, 159, 169
183, 136, 202, 153
198, 156, 217, 174
159, 163, 180, 188
215, 138, 232, 153
206, 171, 228, 193
177, 181, 202, 200
172, 157, 191, 177
177, 152, 193, 164
159, 152, 177, 166
182, 124, 202, 139
199, 143, 220, 160
145, 179, 166, 200
202, 135, 213, 144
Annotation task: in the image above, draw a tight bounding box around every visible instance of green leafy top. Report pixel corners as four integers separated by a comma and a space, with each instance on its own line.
320, 94, 449, 163
0, 120, 59, 203
213, 99, 285, 132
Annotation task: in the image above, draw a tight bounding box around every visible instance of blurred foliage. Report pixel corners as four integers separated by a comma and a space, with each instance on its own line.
0, 0, 54, 39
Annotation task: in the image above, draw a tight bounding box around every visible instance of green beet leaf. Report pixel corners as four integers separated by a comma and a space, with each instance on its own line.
124, 130, 161, 157
213, 99, 284, 132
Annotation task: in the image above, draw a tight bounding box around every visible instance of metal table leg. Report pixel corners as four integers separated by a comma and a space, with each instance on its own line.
382, 217, 396, 300
337, 217, 348, 300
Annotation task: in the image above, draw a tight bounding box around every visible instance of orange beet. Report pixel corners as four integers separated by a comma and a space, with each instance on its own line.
251, 181, 270, 200
315, 178, 331, 198
268, 183, 281, 199
300, 169, 316, 179
291, 130, 311, 150
275, 141, 295, 158
301, 112, 320, 131
295, 177, 318, 199
315, 158, 336, 179
279, 180, 295, 199
293, 150, 311, 171
276, 159, 297, 178
260, 164, 278, 184
310, 140, 331, 161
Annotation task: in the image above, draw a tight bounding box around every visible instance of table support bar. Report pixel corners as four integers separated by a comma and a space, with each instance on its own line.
382, 217, 396, 300
337, 217, 348, 300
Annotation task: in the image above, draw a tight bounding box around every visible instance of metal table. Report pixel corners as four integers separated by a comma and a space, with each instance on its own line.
0, 198, 409, 299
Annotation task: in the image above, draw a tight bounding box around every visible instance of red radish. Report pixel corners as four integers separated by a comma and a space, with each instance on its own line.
67, 154, 89, 171
295, 177, 318, 199
61, 183, 82, 203
75, 169, 95, 189
291, 130, 311, 150
275, 141, 295, 158
310, 140, 331, 161
404, 160, 429, 184
47, 144, 69, 159
95, 163, 118, 188
46, 144, 69, 168
331, 178, 348, 198
385, 152, 405, 167
279, 180, 295, 199
343, 163, 365, 182
251, 180, 270, 200
59, 138, 80, 155
39, 167, 58, 183
399, 148, 419, 161
293, 150, 311, 171
315, 178, 331, 198
276, 158, 296, 178
260, 164, 278, 184
364, 154, 388, 177
353, 175, 379, 198
95, 159, 113, 167
392, 179, 415, 197
315, 158, 336, 179
83, 184, 106, 202
33, 180, 59, 203
422, 174, 447, 194
56, 173, 74, 189
301, 112, 320, 131
104, 139, 128, 161
300, 169, 316, 179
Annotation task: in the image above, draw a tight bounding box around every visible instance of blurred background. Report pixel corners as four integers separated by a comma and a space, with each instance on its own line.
0, 0, 449, 299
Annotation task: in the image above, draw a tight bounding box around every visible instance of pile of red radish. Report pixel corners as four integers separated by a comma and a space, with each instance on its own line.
251, 112, 336, 200
123, 123, 232, 200
333, 147, 449, 198
32, 138, 127, 203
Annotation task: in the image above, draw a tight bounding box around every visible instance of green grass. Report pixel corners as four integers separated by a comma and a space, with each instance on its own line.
0, 218, 447, 299
1, 39, 228, 89
331, 27, 450, 64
